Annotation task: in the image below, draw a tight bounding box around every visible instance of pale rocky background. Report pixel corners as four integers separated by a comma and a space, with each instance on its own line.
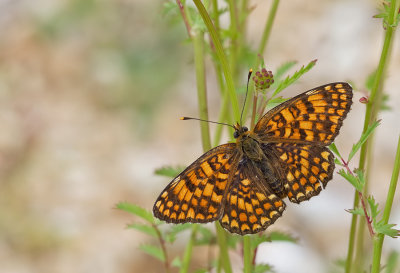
0, 0, 399, 273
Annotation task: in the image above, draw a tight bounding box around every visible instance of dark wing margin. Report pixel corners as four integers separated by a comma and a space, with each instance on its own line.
153, 143, 239, 223
254, 82, 353, 145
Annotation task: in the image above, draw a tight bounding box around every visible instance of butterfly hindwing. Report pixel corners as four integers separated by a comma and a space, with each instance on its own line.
219, 159, 286, 235
153, 144, 239, 223
254, 82, 353, 145
270, 143, 335, 203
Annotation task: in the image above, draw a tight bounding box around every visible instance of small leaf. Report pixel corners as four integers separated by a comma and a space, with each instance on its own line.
374, 221, 399, 238
273, 61, 297, 84
366, 195, 380, 219
265, 97, 288, 110
116, 202, 154, 224
334, 158, 343, 166
139, 244, 165, 262
155, 165, 185, 178
171, 256, 182, 268
254, 263, 274, 273
127, 223, 158, 237
269, 231, 298, 243
272, 59, 317, 97
354, 169, 366, 189
346, 207, 364, 216
338, 169, 363, 192
348, 120, 380, 162
329, 143, 342, 159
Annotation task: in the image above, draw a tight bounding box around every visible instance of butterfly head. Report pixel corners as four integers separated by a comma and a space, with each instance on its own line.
233, 123, 249, 139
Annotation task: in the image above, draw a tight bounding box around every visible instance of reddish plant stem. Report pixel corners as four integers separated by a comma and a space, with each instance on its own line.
152, 223, 171, 273
176, 0, 192, 38
340, 158, 375, 237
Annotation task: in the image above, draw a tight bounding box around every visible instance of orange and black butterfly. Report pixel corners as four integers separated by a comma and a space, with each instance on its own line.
153, 82, 352, 235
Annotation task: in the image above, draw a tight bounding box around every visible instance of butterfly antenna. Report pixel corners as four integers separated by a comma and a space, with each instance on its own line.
240, 69, 253, 126
180, 117, 236, 130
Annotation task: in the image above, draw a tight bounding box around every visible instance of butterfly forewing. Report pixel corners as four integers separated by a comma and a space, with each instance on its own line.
153, 143, 239, 223
254, 82, 353, 145
219, 160, 285, 235
268, 143, 335, 203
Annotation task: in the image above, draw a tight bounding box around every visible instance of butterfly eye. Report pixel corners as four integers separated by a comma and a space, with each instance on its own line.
243, 126, 248, 132
233, 131, 239, 138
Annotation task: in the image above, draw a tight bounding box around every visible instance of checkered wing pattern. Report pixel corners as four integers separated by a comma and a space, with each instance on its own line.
219, 160, 286, 235
254, 82, 353, 145
270, 143, 335, 203
153, 144, 238, 223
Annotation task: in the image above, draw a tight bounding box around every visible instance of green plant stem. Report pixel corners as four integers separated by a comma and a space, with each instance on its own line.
371, 135, 400, 273
345, 2, 397, 271
243, 236, 252, 273
194, 31, 212, 150
257, 0, 280, 55
215, 223, 233, 273
180, 30, 212, 273
227, 0, 239, 79
243, 0, 280, 126
193, 0, 240, 122
180, 224, 199, 273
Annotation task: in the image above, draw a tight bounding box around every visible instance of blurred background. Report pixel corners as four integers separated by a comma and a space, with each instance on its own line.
0, 0, 399, 272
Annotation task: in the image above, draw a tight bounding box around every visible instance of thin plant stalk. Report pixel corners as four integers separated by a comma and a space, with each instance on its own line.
371, 135, 400, 273
244, 0, 280, 127
193, 0, 240, 121
180, 30, 211, 273
243, 236, 252, 273
345, 1, 398, 271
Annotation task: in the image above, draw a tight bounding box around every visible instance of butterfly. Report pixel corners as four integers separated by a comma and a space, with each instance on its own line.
153, 82, 353, 235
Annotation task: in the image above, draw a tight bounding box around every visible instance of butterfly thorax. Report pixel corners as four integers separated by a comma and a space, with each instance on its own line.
235, 127, 265, 162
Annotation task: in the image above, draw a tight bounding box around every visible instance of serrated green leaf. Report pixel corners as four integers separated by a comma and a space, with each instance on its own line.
265, 97, 288, 110
348, 120, 380, 162
374, 221, 399, 238
272, 59, 317, 97
338, 169, 363, 192
127, 223, 158, 237
269, 231, 297, 243
366, 195, 380, 219
346, 207, 365, 216
171, 256, 182, 268
154, 165, 185, 178
329, 143, 342, 159
273, 61, 297, 84
116, 202, 154, 224
354, 169, 366, 188
139, 244, 165, 262
254, 263, 274, 273
334, 158, 343, 166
